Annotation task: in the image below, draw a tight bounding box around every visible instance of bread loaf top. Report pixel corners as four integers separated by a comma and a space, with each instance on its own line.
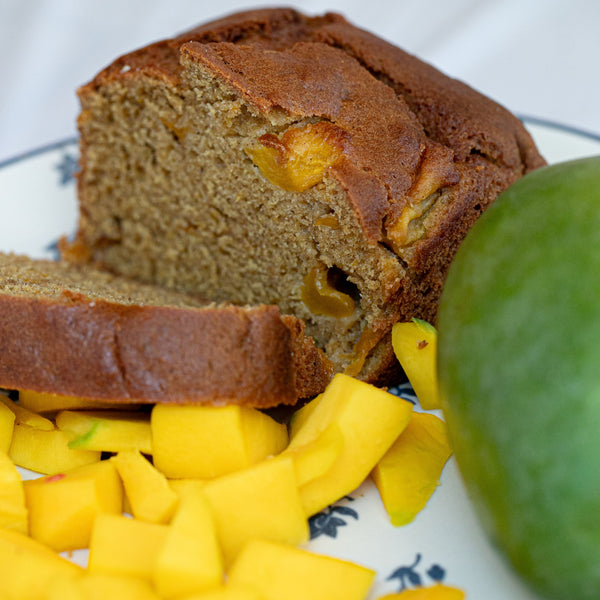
82, 8, 544, 246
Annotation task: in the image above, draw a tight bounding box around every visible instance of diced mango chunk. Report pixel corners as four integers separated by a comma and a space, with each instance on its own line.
0, 400, 16, 454
284, 423, 343, 487
111, 450, 178, 524
203, 456, 308, 565
0, 396, 54, 430
154, 484, 223, 598
18, 390, 139, 413
24, 460, 123, 551
0, 450, 28, 534
301, 263, 355, 318
56, 410, 152, 454
228, 539, 375, 600
184, 584, 264, 600
9, 424, 101, 475
288, 395, 322, 439
392, 319, 440, 409
88, 513, 168, 581
247, 122, 345, 192
0, 528, 83, 600
152, 404, 287, 479
372, 412, 453, 527
377, 583, 465, 599
46, 573, 161, 600
285, 374, 413, 516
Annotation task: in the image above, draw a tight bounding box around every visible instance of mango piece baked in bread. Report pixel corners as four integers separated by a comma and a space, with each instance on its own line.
0, 253, 331, 407
73, 8, 545, 385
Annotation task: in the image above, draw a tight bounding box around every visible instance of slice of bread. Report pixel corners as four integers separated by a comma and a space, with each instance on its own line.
0, 253, 332, 407
73, 8, 545, 384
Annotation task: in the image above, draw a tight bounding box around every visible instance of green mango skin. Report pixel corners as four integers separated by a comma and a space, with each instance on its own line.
437, 156, 600, 600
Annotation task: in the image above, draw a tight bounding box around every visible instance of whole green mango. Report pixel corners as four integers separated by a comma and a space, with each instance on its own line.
437, 156, 600, 600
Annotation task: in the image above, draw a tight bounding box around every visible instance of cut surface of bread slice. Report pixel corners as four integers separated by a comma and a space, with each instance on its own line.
0, 253, 331, 407
74, 8, 546, 384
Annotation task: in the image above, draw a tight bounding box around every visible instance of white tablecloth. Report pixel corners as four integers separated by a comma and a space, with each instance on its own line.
0, 0, 598, 163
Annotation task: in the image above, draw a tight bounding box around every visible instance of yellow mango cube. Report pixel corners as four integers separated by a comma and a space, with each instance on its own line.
46, 573, 162, 600
152, 404, 287, 479
391, 319, 440, 409
0, 528, 83, 600
183, 584, 264, 600
43, 576, 87, 600
168, 478, 206, 497
247, 122, 345, 192
154, 485, 223, 598
284, 423, 343, 487
372, 412, 453, 527
18, 389, 139, 413
111, 450, 178, 524
228, 539, 375, 600
203, 456, 308, 565
0, 395, 54, 430
0, 450, 28, 534
82, 574, 161, 600
0, 400, 16, 454
377, 583, 465, 599
24, 459, 123, 551
9, 424, 101, 475
88, 513, 169, 580
56, 410, 152, 454
288, 394, 323, 439
285, 374, 413, 516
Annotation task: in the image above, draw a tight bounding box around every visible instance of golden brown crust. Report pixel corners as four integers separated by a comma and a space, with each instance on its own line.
0, 254, 331, 406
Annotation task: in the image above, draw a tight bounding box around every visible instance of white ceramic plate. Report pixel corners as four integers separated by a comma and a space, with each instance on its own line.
1, 119, 599, 598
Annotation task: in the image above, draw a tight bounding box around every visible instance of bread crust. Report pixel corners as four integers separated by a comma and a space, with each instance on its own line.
0, 255, 331, 407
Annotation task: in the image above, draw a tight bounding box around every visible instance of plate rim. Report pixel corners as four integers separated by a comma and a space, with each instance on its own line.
0, 136, 78, 170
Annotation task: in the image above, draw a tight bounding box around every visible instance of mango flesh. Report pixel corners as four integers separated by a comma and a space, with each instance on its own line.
0, 400, 16, 453
0, 450, 28, 534
1, 396, 54, 430
372, 412, 452, 526
437, 156, 600, 600
392, 319, 441, 409
247, 122, 344, 192
182, 585, 263, 600
0, 528, 83, 600
153, 484, 223, 598
46, 573, 161, 600
284, 423, 344, 487
111, 450, 178, 524
285, 373, 413, 516
56, 410, 152, 454
24, 459, 123, 551
18, 390, 138, 413
228, 538, 375, 600
203, 455, 308, 565
88, 513, 169, 580
9, 424, 101, 474
377, 584, 465, 599
152, 403, 287, 479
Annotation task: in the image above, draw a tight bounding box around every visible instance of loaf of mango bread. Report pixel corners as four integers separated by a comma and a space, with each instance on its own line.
0, 253, 331, 407
72, 8, 545, 384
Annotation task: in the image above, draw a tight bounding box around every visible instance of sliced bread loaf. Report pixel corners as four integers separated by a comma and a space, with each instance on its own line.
73, 8, 545, 384
0, 253, 331, 407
